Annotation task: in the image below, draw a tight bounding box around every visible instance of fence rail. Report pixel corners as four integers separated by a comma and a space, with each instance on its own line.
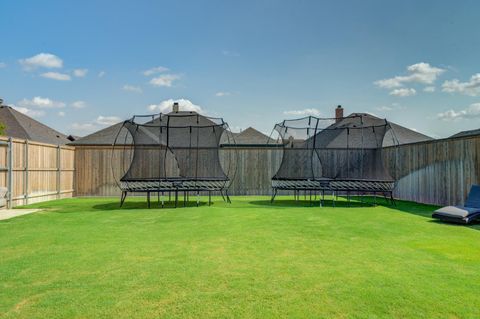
0, 137, 75, 208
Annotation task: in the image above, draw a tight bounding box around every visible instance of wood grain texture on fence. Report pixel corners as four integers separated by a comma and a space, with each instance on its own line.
0, 136, 75, 207
384, 135, 480, 206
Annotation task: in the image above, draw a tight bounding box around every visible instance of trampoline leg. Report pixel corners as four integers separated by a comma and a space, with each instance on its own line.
196, 191, 200, 207
169, 192, 171, 202
161, 192, 164, 208
208, 191, 212, 206
373, 192, 377, 206
147, 192, 151, 208
220, 190, 226, 202
390, 193, 396, 206
332, 191, 335, 208
347, 191, 351, 207
175, 191, 178, 208
184, 191, 187, 207
157, 192, 160, 207
271, 188, 278, 203
120, 191, 127, 207
226, 190, 231, 204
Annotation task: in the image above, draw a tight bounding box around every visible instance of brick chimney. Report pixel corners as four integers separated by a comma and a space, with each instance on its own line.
172, 102, 179, 113
335, 105, 344, 122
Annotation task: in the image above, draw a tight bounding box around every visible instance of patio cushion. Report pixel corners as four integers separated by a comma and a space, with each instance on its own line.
434, 206, 480, 218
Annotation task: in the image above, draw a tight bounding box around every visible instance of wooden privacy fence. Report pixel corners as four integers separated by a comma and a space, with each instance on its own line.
74, 145, 283, 197
384, 134, 480, 206
74, 134, 480, 206
0, 136, 75, 208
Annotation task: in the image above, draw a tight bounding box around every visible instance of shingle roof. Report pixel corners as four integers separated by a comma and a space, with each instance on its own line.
341, 113, 433, 146
0, 106, 70, 145
69, 111, 226, 146
450, 128, 480, 139
69, 111, 434, 147
68, 122, 126, 146
229, 127, 274, 145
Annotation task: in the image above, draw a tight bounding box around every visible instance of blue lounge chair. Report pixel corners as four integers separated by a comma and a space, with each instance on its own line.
432, 185, 480, 224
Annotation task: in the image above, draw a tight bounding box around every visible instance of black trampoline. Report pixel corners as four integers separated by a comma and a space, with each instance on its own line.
112, 110, 235, 207
270, 114, 399, 205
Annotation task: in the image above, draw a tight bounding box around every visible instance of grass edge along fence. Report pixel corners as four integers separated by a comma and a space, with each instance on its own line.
0, 136, 75, 208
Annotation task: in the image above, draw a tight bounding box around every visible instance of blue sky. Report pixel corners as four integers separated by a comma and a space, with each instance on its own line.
1, 0, 480, 138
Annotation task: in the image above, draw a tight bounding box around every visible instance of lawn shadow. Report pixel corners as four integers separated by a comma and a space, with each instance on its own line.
249, 196, 374, 208
92, 199, 212, 211
371, 197, 480, 231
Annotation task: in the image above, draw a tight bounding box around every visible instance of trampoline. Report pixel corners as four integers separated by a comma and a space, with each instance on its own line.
270, 114, 399, 205
112, 111, 235, 207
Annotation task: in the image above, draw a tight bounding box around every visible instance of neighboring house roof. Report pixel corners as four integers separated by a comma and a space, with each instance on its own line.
227, 127, 274, 145
0, 106, 70, 145
69, 111, 226, 146
68, 122, 126, 146
337, 113, 433, 146
450, 128, 480, 139
70, 111, 434, 147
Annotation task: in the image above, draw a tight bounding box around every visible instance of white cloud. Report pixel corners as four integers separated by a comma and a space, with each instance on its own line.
149, 74, 180, 87
283, 108, 322, 117
376, 105, 393, 111
73, 69, 88, 77
123, 85, 143, 93
143, 66, 169, 76
148, 99, 203, 113
40, 72, 71, 81
437, 103, 480, 121
95, 115, 121, 125
58, 111, 66, 117
98, 71, 106, 78
215, 91, 231, 97
442, 73, 480, 96
18, 96, 65, 108
0, 62, 6, 68
71, 122, 97, 134
389, 88, 416, 97
71, 101, 86, 109
70, 114, 122, 135
19, 53, 63, 71
375, 62, 445, 89
12, 106, 45, 117
423, 86, 435, 93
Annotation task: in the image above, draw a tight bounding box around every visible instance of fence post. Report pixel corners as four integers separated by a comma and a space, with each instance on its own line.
24, 140, 29, 205
7, 137, 13, 208
57, 145, 61, 199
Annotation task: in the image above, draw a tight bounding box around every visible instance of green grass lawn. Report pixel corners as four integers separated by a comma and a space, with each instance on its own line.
1, 196, 480, 318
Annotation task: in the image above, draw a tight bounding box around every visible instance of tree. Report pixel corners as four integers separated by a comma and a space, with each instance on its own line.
0, 122, 6, 136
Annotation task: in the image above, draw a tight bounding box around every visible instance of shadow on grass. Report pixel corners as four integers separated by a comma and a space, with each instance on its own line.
250, 196, 480, 230
361, 197, 480, 231
92, 200, 213, 211
249, 197, 375, 208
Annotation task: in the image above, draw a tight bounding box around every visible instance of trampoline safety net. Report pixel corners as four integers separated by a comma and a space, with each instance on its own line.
270, 114, 399, 203
112, 111, 235, 207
